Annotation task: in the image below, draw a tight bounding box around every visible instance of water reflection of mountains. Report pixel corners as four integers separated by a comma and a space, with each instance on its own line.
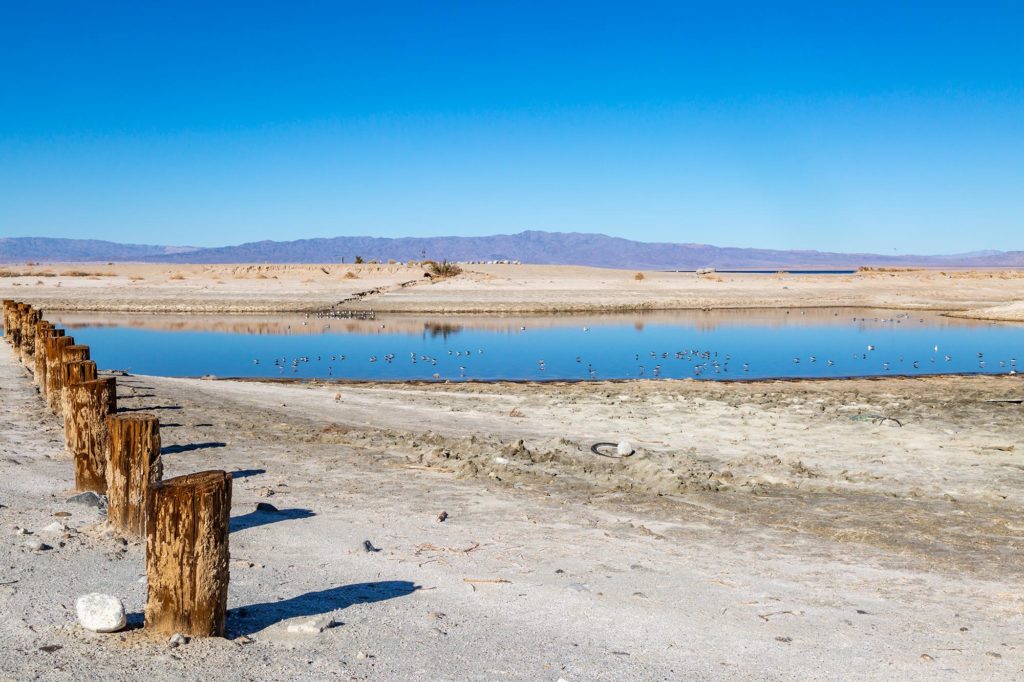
51, 308, 992, 336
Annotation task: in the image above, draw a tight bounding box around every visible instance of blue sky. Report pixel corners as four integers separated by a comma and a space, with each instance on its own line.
1, 2, 1021, 253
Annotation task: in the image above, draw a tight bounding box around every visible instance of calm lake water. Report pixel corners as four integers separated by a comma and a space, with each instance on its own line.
40, 309, 1023, 382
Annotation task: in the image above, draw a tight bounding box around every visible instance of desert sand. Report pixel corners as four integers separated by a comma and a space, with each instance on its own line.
2, 262, 1023, 316
2, 267, 1023, 680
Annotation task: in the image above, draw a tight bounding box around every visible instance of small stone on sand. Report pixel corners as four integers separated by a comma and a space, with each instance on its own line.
286, 615, 334, 634
75, 593, 126, 633
67, 492, 104, 508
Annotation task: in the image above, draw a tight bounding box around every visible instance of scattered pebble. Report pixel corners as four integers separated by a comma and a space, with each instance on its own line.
286, 615, 334, 634
168, 633, 189, 648
24, 538, 49, 551
437, 511, 448, 522
617, 440, 634, 457
67, 492, 105, 508
75, 593, 126, 633
257, 487, 275, 498
363, 540, 381, 553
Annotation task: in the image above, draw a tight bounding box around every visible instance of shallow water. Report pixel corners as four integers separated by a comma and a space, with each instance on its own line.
43, 309, 1023, 381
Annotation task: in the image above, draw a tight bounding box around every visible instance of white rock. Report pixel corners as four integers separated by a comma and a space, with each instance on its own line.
24, 538, 48, 551
286, 615, 334, 634
41, 522, 65, 534
168, 633, 188, 648
616, 441, 634, 456
75, 593, 126, 633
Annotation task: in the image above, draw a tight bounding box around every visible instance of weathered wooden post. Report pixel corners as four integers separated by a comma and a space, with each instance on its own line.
145, 471, 232, 637
45, 335, 74, 413
10, 303, 28, 352
106, 413, 163, 536
69, 377, 117, 492
61, 360, 98, 449
1, 301, 11, 345
19, 307, 41, 366
1, 300, 13, 344
64, 344, 90, 361
34, 325, 64, 390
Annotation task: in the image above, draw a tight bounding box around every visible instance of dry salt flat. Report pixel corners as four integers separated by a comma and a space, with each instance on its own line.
2, 338, 1023, 679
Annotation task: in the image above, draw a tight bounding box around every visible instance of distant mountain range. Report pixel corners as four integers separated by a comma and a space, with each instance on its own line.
0, 237, 199, 263
3, 232, 1023, 269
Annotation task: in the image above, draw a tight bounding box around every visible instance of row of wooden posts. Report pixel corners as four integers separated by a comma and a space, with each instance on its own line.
2, 300, 232, 638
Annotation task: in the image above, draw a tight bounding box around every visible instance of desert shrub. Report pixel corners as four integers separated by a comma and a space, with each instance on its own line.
169, 273, 185, 280
425, 260, 463, 278
60, 270, 113, 277
354, 256, 364, 264
0, 270, 55, 278
343, 271, 359, 279
634, 272, 645, 281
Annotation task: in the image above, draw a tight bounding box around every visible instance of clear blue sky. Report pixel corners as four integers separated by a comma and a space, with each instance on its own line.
1, 1, 1021, 253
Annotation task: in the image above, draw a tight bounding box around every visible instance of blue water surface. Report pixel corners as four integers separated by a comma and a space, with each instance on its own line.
46, 310, 1023, 382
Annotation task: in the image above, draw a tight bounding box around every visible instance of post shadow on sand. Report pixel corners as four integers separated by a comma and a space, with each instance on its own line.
227, 581, 420, 636
230, 507, 315, 532
117, 405, 183, 413
230, 468, 266, 480
160, 442, 226, 455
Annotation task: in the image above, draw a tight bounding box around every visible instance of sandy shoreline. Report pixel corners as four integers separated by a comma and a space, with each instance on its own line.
2, 262, 1023, 318
3, 342, 1023, 678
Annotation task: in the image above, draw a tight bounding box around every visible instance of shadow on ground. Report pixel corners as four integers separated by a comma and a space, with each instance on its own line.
230, 507, 315, 532
118, 405, 183, 413
227, 581, 420, 636
161, 441, 226, 455
231, 468, 266, 479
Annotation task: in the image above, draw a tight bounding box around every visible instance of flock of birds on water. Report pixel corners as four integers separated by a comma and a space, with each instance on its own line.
236, 311, 1021, 381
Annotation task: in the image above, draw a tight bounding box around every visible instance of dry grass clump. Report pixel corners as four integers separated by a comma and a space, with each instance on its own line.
0, 269, 55, 278
343, 271, 359, 279
129, 275, 145, 281
59, 270, 114, 277
425, 260, 463, 278
168, 273, 185, 280
634, 272, 645, 281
